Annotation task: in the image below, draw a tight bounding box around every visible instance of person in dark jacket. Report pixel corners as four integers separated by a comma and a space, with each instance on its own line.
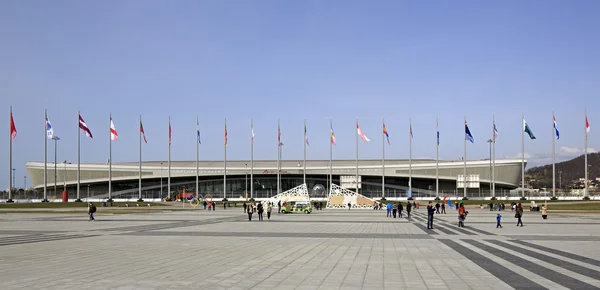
398, 203, 404, 218
406, 202, 412, 218
427, 201, 435, 229
257, 202, 264, 221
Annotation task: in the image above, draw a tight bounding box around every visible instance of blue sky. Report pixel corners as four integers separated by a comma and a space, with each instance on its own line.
1, 0, 599, 189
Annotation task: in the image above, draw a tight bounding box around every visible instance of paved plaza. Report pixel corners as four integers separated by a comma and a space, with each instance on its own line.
1, 206, 600, 290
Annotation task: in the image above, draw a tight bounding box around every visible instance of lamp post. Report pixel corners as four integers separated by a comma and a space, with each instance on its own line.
160, 162, 163, 200
63, 160, 67, 190
87, 184, 90, 201
23, 176, 26, 199
559, 170, 562, 193
52, 136, 60, 200
245, 163, 248, 198
12, 169, 16, 191
487, 139, 492, 196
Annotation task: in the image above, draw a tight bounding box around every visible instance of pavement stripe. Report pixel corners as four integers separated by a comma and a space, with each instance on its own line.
511, 240, 600, 267
463, 239, 600, 290
487, 240, 600, 280
121, 231, 434, 239
438, 239, 546, 290
0, 234, 95, 247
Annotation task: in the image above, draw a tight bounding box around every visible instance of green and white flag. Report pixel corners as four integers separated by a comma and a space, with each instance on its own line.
523, 119, 536, 139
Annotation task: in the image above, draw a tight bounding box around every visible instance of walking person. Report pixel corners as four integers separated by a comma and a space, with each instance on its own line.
386, 202, 392, 217
247, 203, 254, 221
87, 202, 96, 221
392, 203, 398, 218
441, 202, 446, 214
398, 203, 404, 218
427, 201, 435, 229
435, 202, 441, 214
458, 203, 466, 227
496, 213, 502, 228
516, 203, 524, 227
243, 202, 247, 213
257, 202, 264, 221
267, 202, 272, 220
277, 200, 281, 214
406, 202, 412, 218
541, 205, 548, 219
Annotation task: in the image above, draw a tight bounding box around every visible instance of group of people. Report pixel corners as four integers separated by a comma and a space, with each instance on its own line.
243, 202, 273, 221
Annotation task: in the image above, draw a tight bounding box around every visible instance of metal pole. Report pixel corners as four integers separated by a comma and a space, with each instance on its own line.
87, 184, 89, 201
54, 137, 58, 198
463, 116, 467, 198
63, 162, 66, 190
108, 114, 112, 201
552, 112, 556, 198
409, 118, 412, 198
492, 115, 496, 198
12, 168, 15, 189
138, 115, 143, 201
44, 109, 47, 202
223, 118, 227, 200
8, 106, 13, 202
521, 112, 525, 197
329, 119, 333, 193
303, 119, 307, 186
245, 164, 248, 196
77, 111, 81, 202
250, 119, 254, 199
488, 139, 492, 195
356, 119, 359, 194
585, 109, 589, 197
277, 118, 280, 195
196, 117, 199, 200
382, 118, 385, 198
168, 116, 171, 199
436, 117, 439, 197
24, 175, 26, 192
160, 162, 163, 199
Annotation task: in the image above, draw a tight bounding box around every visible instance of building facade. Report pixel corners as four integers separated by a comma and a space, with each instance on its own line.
26, 158, 524, 200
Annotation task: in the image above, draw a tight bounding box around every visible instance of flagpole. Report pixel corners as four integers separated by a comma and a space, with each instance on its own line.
382, 119, 385, 199
76, 111, 81, 202
356, 119, 359, 194
521, 113, 525, 197
250, 118, 254, 199
277, 118, 280, 196
463, 116, 467, 198
585, 109, 588, 197
168, 116, 171, 200
139, 115, 143, 201
329, 119, 333, 193
552, 112, 556, 198
492, 115, 496, 198
303, 119, 307, 186
108, 113, 112, 201
44, 109, 48, 202
436, 117, 439, 198
196, 117, 199, 201
224, 118, 227, 200
8, 106, 13, 203
409, 118, 412, 199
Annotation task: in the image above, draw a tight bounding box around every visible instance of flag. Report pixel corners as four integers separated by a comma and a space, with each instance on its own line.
586, 115, 590, 140
410, 122, 413, 139
197, 121, 201, 144
278, 123, 282, 146
436, 120, 439, 145
79, 114, 93, 138
140, 120, 147, 143
251, 124, 255, 143
304, 123, 309, 146
10, 113, 17, 139
357, 122, 371, 142
523, 119, 536, 139
46, 117, 54, 139
553, 116, 559, 140
493, 123, 498, 142
330, 124, 336, 145
224, 123, 228, 146
169, 122, 172, 145
383, 123, 390, 145
465, 121, 474, 143
110, 118, 118, 141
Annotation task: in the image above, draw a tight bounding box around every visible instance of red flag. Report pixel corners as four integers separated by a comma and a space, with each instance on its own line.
110, 118, 118, 141
140, 121, 147, 143
9, 113, 16, 139
79, 114, 93, 138
277, 123, 281, 146
224, 123, 228, 146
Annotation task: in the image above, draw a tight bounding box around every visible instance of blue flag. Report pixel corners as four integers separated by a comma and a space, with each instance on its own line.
465, 121, 474, 143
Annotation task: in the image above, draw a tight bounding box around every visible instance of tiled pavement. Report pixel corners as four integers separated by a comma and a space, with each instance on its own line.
1, 207, 600, 289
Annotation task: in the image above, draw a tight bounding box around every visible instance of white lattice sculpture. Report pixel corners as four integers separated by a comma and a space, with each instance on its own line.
267, 183, 310, 206
326, 183, 376, 209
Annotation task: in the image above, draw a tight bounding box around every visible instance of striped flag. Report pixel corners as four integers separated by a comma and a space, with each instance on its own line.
330, 124, 336, 145
493, 123, 498, 142
140, 120, 147, 143
304, 123, 309, 146
79, 114, 93, 138
383, 123, 390, 145
553, 116, 559, 140
110, 118, 118, 141
10, 112, 16, 139
357, 122, 370, 142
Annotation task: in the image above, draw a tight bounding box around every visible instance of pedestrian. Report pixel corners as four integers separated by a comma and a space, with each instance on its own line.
243, 202, 247, 213
398, 202, 404, 218
247, 203, 254, 221
348, 202, 351, 210
516, 203, 524, 227
257, 202, 264, 221
496, 213, 502, 228
386, 202, 392, 217
458, 203, 466, 227
267, 202, 272, 220
441, 202, 446, 214
406, 202, 412, 218
435, 202, 441, 214
427, 201, 435, 229
541, 205, 548, 220
392, 203, 398, 218
277, 200, 281, 214
212, 201, 216, 211
87, 202, 96, 221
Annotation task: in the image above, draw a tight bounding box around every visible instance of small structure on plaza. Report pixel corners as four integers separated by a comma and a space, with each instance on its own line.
326, 183, 376, 209
267, 183, 310, 206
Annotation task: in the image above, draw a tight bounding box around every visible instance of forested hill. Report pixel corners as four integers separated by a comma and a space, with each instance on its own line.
526, 152, 599, 189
